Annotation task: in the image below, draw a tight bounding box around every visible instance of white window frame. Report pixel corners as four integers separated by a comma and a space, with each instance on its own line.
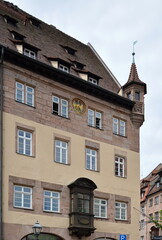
115, 156, 125, 177
52, 96, 68, 118
59, 64, 69, 73
55, 140, 68, 164
86, 148, 97, 171
14, 185, 32, 209
115, 202, 127, 220
88, 109, 102, 129
17, 129, 32, 156
94, 198, 107, 218
24, 48, 36, 59
88, 77, 98, 85
113, 118, 126, 136
43, 190, 60, 213
16, 82, 34, 107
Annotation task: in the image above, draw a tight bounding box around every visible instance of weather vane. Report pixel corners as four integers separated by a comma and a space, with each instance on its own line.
132, 40, 138, 63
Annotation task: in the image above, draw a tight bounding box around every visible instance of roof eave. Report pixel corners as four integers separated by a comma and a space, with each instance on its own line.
0, 45, 134, 110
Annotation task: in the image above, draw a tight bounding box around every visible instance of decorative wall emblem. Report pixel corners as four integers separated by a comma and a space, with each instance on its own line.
72, 98, 86, 114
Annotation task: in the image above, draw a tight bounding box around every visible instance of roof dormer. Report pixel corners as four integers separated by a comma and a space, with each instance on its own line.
3, 14, 18, 26
46, 57, 72, 73
60, 45, 77, 55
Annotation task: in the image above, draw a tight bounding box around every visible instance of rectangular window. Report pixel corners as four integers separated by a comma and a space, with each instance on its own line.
52, 96, 68, 118
88, 77, 98, 85
88, 109, 102, 129
17, 129, 32, 156
149, 198, 153, 207
115, 202, 127, 220
140, 219, 145, 229
86, 148, 97, 171
94, 198, 107, 218
77, 193, 90, 213
135, 91, 140, 101
16, 82, 34, 107
154, 211, 159, 220
43, 190, 60, 212
59, 64, 69, 73
55, 140, 68, 164
113, 118, 126, 136
24, 48, 36, 59
115, 156, 125, 177
14, 185, 32, 209
155, 196, 159, 205
149, 213, 153, 222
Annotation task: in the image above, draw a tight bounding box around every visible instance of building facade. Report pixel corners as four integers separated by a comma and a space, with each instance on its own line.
140, 164, 162, 240
0, 1, 146, 240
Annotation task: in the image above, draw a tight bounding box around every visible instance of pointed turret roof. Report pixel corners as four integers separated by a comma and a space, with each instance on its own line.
123, 53, 147, 94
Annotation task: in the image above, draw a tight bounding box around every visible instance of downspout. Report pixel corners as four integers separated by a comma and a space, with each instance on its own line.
0, 47, 4, 240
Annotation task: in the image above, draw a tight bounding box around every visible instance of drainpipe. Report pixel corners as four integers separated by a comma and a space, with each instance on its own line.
0, 46, 4, 240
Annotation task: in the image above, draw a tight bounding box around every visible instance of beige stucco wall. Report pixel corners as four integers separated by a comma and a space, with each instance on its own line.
3, 112, 140, 239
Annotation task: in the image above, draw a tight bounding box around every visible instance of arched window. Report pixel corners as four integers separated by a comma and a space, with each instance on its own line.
21, 233, 64, 240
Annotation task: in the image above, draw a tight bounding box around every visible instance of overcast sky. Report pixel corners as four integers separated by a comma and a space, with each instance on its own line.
9, 0, 162, 178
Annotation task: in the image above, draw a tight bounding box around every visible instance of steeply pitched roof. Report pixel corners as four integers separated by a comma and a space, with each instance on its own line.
0, 0, 120, 93
122, 54, 147, 94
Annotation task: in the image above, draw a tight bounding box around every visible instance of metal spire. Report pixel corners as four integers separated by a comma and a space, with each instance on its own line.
132, 40, 137, 63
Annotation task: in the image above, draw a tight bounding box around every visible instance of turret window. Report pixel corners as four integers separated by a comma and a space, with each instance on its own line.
135, 91, 140, 101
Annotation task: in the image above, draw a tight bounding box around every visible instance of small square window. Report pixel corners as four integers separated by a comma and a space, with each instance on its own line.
59, 64, 69, 73
88, 77, 98, 85
24, 48, 36, 59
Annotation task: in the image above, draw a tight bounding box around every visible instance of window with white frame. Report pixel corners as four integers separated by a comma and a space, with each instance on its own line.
43, 190, 60, 212
86, 148, 97, 171
14, 185, 32, 209
115, 202, 127, 220
113, 118, 126, 136
115, 156, 125, 177
88, 109, 102, 129
52, 96, 68, 118
24, 48, 36, 59
16, 82, 34, 107
155, 196, 159, 205
55, 140, 68, 164
94, 198, 107, 218
88, 77, 98, 85
58, 64, 69, 73
17, 129, 32, 156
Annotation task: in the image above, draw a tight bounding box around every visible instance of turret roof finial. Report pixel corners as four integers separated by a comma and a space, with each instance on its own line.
132, 40, 137, 63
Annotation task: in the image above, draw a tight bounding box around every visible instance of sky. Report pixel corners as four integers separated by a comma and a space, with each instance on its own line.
9, 0, 162, 178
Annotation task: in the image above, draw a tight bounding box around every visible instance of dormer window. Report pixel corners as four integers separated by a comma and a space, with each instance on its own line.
10, 30, 26, 41
71, 60, 85, 70
59, 64, 69, 73
3, 15, 18, 26
60, 45, 77, 55
88, 77, 98, 85
28, 17, 41, 27
24, 48, 36, 59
